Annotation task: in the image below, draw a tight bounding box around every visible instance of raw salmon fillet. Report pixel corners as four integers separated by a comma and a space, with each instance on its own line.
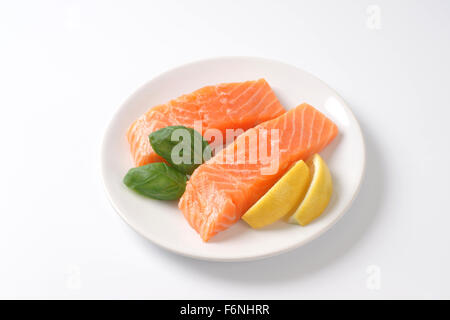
179, 103, 338, 241
127, 79, 286, 166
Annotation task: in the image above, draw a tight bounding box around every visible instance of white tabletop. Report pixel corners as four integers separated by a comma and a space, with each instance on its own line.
1, 0, 449, 299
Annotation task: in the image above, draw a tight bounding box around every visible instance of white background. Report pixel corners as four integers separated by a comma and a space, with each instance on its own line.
1, 0, 449, 299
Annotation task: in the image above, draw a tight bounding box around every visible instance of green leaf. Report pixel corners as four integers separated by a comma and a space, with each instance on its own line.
149, 125, 211, 175
123, 163, 187, 200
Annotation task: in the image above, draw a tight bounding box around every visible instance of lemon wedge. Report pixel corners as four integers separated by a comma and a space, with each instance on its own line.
242, 160, 311, 229
287, 154, 333, 226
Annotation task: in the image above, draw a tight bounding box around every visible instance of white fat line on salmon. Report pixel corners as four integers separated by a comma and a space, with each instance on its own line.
179, 304, 214, 317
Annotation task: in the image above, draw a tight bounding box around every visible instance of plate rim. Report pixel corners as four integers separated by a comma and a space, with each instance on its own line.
100, 56, 366, 262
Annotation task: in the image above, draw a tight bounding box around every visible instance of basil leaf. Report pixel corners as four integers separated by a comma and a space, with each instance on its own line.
149, 125, 211, 175
123, 163, 187, 200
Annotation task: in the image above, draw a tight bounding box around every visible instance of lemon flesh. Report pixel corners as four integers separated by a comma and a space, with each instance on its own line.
242, 160, 311, 229
288, 154, 333, 226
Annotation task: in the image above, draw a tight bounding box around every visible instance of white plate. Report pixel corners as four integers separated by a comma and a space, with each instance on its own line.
101, 57, 365, 262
